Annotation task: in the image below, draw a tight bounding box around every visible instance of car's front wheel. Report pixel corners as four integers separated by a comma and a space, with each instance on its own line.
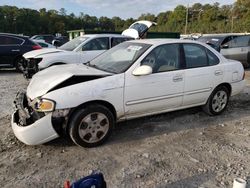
203, 86, 230, 115
68, 104, 114, 147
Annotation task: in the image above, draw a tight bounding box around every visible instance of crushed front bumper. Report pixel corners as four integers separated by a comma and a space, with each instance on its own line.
11, 92, 59, 145
23, 58, 41, 79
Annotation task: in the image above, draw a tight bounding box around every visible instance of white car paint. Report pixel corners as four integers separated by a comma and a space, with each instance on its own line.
122, 20, 157, 39
12, 39, 245, 145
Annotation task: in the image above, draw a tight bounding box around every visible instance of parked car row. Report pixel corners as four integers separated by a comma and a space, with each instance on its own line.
11, 39, 245, 147
1, 21, 246, 148
22, 20, 156, 78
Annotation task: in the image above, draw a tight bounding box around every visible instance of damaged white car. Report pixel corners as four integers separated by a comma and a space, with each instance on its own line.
12, 39, 245, 147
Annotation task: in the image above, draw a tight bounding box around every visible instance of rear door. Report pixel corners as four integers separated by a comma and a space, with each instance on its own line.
0, 35, 24, 67
79, 37, 109, 63
182, 43, 223, 106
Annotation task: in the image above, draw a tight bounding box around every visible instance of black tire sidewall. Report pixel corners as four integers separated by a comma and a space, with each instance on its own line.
208, 86, 229, 115
68, 104, 114, 148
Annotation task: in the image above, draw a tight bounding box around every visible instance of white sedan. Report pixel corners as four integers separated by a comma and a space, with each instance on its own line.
12, 39, 245, 147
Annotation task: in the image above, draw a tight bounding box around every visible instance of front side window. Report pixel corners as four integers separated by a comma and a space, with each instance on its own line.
224, 35, 250, 48
89, 42, 151, 73
183, 44, 208, 68
141, 44, 180, 73
82, 37, 109, 51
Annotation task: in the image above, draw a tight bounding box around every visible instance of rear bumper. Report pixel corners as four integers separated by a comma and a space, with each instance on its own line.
11, 92, 59, 145
231, 80, 246, 96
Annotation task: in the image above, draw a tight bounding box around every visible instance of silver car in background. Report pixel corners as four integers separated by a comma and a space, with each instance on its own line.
198, 34, 250, 68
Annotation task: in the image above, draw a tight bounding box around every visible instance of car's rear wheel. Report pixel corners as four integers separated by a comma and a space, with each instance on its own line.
202, 86, 230, 115
68, 104, 114, 147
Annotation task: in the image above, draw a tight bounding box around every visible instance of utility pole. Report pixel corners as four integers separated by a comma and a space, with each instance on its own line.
185, 4, 189, 35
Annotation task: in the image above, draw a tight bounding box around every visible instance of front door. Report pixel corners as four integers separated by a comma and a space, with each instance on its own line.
124, 43, 185, 118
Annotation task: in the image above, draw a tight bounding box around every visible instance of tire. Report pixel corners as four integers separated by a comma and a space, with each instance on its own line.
15, 57, 25, 72
68, 104, 114, 148
202, 86, 230, 116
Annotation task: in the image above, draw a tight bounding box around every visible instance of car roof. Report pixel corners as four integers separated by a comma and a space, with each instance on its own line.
0, 33, 29, 40
126, 38, 204, 46
80, 34, 133, 38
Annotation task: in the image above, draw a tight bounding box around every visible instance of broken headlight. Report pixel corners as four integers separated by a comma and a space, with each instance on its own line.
35, 99, 55, 112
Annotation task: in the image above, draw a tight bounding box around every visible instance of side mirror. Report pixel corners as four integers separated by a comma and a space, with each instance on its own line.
221, 44, 229, 49
52, 40, 60, 47
132, 65, 152, 76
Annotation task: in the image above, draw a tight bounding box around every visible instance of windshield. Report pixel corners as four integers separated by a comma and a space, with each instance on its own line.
59, 37, 88, 51
89, 42, 151, 74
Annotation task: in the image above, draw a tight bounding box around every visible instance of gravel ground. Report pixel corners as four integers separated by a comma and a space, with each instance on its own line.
0, 69, 250, 188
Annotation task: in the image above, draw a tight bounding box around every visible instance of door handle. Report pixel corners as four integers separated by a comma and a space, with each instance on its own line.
11, 49, 20, 52
214, 70, 223, 76
173, 75, 183, 82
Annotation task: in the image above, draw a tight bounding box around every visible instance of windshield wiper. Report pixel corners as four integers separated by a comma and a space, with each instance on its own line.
83, 61, 99, 69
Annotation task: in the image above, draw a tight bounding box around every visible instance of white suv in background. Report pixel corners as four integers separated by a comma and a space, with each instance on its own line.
22, 20, 156, 78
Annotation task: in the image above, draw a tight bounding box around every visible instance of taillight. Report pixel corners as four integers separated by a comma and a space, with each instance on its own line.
32, 45, 42, 50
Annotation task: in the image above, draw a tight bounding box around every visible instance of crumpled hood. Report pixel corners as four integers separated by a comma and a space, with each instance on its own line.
27, 64, 112, 100
23, 48, 65, 59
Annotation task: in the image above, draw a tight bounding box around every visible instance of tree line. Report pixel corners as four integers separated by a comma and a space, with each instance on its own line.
0, 0, 249, 36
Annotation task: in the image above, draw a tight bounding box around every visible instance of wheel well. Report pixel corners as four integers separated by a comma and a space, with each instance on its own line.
215, 83, 232, 96
66, 100, 117, 129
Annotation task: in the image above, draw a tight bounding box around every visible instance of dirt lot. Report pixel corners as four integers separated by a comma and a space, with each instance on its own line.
0, 69, 250, 188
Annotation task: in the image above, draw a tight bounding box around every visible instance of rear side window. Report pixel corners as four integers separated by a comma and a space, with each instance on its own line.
82, 37, 109, 51
183, 44, 208, 68
0, 36, 23, 45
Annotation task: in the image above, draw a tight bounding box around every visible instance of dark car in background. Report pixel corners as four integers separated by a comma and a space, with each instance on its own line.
0, 33, 42, 71
30, 34, 69, 46
198, 34, 250, 68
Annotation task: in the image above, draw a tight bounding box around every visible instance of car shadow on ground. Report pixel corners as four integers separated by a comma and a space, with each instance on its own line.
164, 172, 216, 188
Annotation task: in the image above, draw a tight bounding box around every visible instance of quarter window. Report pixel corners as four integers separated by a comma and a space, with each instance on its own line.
141, 44, 180, 73
206, 49, 220, 66
183, 44, 208, 68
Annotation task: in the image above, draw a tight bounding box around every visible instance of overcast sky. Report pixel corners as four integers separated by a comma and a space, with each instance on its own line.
1, 0, 236, 19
